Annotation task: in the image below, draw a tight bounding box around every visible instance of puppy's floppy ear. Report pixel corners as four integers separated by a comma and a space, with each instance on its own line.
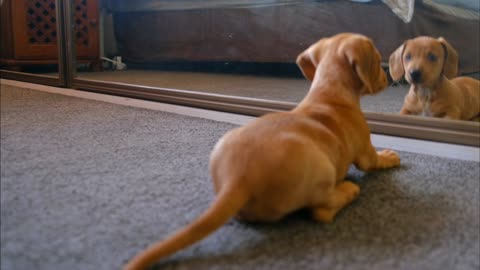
296, 48, 317, 81
389, 42, 406, 82
438, 37, 458, 79
343, 40, 379, 94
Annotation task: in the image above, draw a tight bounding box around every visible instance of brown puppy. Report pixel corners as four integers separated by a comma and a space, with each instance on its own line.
124, 33, 401, 270
389, 36, 480, 120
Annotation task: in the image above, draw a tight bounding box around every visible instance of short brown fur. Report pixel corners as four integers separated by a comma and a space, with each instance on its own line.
389, 36, 480, 120
124, 33, 401, 270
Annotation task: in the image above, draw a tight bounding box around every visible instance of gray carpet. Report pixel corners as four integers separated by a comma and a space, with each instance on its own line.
1, 84, 479, 270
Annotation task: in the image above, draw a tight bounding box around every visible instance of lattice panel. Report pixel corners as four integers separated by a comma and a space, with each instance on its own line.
74, 0, 89, 47
25, 0, 57, 45
25, 0, 90, 46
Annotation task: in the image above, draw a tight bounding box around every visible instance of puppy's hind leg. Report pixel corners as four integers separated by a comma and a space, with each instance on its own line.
311, 181, 360, 223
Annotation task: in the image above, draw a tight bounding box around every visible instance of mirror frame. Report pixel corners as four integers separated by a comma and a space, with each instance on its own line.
72, 79, 480, 147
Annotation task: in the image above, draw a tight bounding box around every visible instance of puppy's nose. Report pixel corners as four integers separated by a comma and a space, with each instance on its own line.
409, 70, 422, 83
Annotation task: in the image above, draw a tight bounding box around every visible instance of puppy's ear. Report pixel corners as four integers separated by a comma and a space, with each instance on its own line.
296, 49, 317, 81
343, 40, 379, 94
389, 42, 406, 82
438, 37, 458, 79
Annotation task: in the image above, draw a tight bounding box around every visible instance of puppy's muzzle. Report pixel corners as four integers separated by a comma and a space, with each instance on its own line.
409, 69, 422, 83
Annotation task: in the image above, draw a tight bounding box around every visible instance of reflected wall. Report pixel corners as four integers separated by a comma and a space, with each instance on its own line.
74, 1, 479, 120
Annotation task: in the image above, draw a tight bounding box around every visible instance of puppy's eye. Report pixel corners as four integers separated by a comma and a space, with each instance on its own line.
405, 53, 412, 61
427, 53, 437, 62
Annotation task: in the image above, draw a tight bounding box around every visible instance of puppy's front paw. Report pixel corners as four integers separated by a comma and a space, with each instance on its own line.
377, 149, 400, 168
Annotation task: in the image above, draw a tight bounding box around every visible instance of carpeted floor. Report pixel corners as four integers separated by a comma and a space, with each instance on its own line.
1, 84, 479, 270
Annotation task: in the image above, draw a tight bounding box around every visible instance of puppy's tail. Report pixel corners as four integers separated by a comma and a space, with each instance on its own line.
123, 182, 249, 270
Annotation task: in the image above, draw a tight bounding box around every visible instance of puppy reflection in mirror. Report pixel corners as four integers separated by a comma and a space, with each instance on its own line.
389, 36, 480, 121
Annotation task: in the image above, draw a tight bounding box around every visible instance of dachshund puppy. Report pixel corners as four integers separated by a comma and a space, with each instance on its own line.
389, 36, 480, 120
124, 33, 401, 270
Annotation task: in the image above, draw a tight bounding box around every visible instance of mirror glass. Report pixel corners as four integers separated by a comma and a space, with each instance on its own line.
74, 0, 479, 121
0, 0, 60, 78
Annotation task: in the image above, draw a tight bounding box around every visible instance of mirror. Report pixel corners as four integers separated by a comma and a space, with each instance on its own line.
0, 0, 60, 79
74, 0, 479, 122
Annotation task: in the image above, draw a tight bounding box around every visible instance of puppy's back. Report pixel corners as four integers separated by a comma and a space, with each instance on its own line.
451, 76, 480, 120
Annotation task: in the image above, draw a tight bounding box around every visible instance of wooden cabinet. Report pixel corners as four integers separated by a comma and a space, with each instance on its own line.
0, 0, 100, 70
